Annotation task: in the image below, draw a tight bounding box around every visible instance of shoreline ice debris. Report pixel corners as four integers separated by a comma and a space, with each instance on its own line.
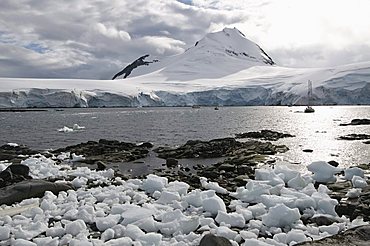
0, 155, 368, 245
307, 161, 342, 183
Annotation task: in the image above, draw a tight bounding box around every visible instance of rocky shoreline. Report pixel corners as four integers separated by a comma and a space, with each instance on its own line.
0, 130, 369, 245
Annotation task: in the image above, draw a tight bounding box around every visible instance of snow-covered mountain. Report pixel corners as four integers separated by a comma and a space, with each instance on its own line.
1, 27, 370, 107
113, 28, 275, 81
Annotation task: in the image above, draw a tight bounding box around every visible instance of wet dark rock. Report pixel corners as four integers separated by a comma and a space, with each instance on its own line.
154, 138, 239, 159
155, 138, 288, 161
0, 180, 72, 205
199, 234, 232, 246
297, 225, 370, 245
218, 164, 235, 172
309, 216, 339, 226
328, 181, 370, 222
96, 161, 107, 171
338, 134, 370, 141
303, 149, 313, 153
328, 160, 339, 167
236, 129, 295, 141
0, 144, 39, 163
166, 158, 178, 168
340, 118, 370, 126
53, 139, 152, 164
0, 164, 32, 188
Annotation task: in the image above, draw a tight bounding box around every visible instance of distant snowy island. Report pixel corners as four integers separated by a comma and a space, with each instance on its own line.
1, 28, 370, 108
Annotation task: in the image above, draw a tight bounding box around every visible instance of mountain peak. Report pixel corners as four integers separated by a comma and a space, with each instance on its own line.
194, 27, 275, 65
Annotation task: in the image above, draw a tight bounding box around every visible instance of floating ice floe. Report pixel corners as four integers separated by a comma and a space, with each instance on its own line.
58, 124, 85, 133
0, 155, 368, 245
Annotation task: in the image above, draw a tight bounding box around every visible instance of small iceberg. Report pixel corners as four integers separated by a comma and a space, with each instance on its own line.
58, 124, 85, 133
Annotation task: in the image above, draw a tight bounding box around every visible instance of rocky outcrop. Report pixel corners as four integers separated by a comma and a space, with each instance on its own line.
340, 119, 370, 126
154, 138, 288, 159
297, 225, 370, 246
152, 138, 288, 192
236, 130, 295, 141
0, 144, 39, 164
338, 134, 370, 141
112, 54, 158, 79
53, 139, 153, 164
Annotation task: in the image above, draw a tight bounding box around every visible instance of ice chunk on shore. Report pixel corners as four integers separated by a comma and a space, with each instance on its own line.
0, 226, 10, 240
255, 169, 285, 186
262, 204, 300, 228
121, 207, 154, 225
215, 226, 238, 241
64, 219, 87, 236
200, 177, 228, 194
346, 188, 362, 198
344, 167, 365, 180
352, 175, 368, 188
231, 180, 271, 203
138, 232, 162, 246
142, 174, 168, 194
157, 191, 181, 204
215, 211, 246, 228
166, 181, 190, 196
274, 165, 300, 183
307, 161, 341, 183
105, 237, 133, 246
203, 194, 227, 216
96, 214, 121, 231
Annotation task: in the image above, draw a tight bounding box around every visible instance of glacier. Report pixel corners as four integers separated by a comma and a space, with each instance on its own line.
1, 28, 370, 108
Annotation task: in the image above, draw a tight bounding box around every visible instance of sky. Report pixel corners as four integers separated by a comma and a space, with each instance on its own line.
0, 0, 370, 79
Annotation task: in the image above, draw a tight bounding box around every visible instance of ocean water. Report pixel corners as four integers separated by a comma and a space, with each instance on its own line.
1, 106, 370, 167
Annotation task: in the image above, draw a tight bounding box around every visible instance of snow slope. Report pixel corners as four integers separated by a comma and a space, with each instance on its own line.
1, 28, 370, 107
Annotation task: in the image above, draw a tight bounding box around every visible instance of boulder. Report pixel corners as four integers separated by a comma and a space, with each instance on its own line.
0, 180, 72, 205
199, 234, 232, 246
0, 164, 32, 188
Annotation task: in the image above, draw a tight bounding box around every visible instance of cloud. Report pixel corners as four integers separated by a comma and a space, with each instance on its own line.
0, 0, 369, 79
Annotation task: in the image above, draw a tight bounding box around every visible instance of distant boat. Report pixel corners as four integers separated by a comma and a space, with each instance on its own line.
304, 80, 315, 113
214, 106, 219, 110
192, 105, 200, 109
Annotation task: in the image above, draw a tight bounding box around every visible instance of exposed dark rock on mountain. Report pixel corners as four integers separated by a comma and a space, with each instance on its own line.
112, 54, 158, 80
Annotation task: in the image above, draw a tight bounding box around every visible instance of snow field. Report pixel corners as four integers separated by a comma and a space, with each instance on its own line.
0, 155, 369, 245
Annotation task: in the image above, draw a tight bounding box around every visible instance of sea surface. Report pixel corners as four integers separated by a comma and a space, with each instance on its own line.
1, 106, 370, 168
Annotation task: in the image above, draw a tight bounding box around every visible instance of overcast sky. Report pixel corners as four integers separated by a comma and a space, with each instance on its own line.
1, 0, 370, 79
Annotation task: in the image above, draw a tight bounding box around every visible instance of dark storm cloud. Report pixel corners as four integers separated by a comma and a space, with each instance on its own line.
0, 0, 245, 79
